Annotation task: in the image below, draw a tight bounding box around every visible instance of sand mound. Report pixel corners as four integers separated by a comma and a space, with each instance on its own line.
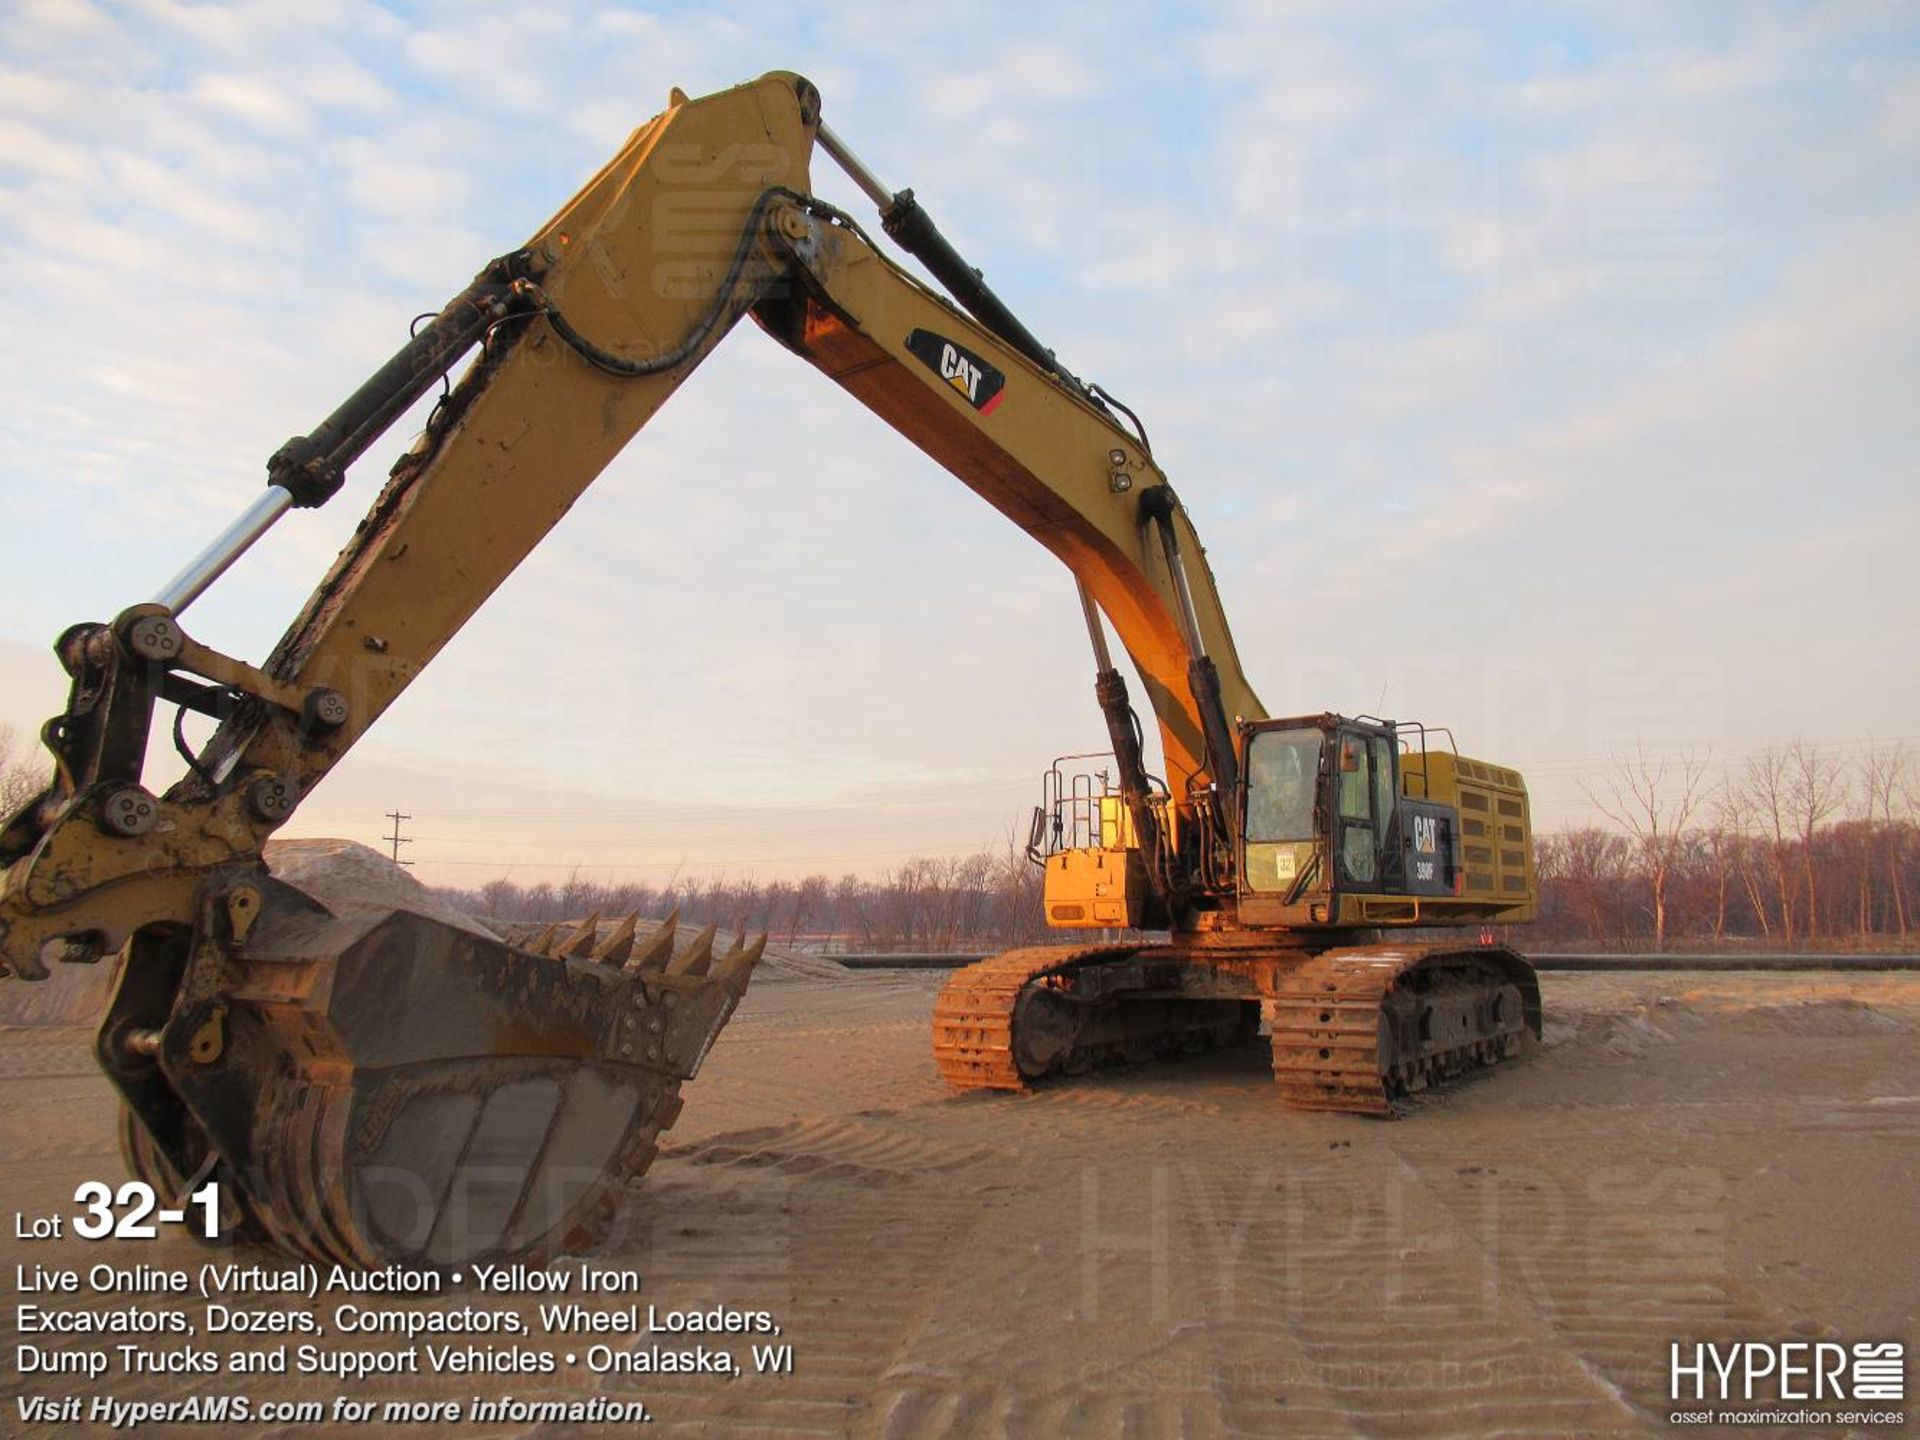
1544, 990, 1911, 1059
1698, 995, 1912, 1037
263, 837, 495, 939
1543, 995, 1706, 1055
0, 839, 496, 1029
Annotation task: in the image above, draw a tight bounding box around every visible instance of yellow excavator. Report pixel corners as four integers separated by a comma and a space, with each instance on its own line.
0, 72, 1538, 1269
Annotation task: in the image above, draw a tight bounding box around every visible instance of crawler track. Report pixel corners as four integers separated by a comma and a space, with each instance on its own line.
1270, 945, 1539, 1113
930, 944, 1138, 1091
933, 942, 1540, 1115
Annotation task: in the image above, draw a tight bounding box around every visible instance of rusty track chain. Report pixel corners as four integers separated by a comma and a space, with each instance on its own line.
930, 944, 1141, 1091
1270, 947, 1532, 1115
935, 943, 1536, 1117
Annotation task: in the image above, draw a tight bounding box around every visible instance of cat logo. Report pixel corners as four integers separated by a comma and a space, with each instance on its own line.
1413, 814, 1439, 854
905, 329, 1007, 414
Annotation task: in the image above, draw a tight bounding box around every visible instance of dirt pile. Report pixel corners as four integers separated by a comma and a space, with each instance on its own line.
0, 838, 499, 1029
263, 836, 495, 938
1543, 986, 1914, 1058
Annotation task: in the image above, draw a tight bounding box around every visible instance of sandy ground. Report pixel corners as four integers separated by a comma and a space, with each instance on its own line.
2, 968, 1916, 1438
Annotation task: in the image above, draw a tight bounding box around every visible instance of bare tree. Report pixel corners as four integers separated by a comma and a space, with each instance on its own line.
1741, 748, 1799, 941
1786, 740, 1844, 941
1714, 782, 1773, 940
1702, 803, 1737, 943
1537, 828, 1635, 946
1583, 746, 1712, 950
478, 876, 515, 917
994, 824, 1046, 946
0, 725, 49, 819
787, 874, 828, 947
833, 872, 871, 949
1864, 742, 1912, 940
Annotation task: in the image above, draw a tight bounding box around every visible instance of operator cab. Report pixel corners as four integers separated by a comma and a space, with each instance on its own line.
1240, 714, 1462, 906
1030, 714, 1529, 934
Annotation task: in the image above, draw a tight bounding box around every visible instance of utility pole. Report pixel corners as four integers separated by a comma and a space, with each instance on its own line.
383, 811, 413, 867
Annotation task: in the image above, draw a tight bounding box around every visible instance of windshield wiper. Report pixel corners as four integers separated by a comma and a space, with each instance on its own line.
1282, 850, 1322, 906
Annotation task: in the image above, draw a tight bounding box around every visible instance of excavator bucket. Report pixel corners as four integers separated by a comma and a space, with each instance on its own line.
104, 880, 764, 1269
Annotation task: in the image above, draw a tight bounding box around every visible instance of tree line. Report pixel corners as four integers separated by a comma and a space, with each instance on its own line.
441, 743, 1916, 955
1543, 740, 1914, 951
438, 842, 1051, 953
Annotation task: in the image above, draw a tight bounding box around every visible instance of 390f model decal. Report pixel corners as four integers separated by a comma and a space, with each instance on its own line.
905, 329, 1006, 414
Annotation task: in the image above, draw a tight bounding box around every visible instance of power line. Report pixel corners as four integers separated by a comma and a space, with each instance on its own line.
300, 735, 1917, 879
415, 839, 1007, 871
383, 810, 413, 867
357, 775, 1040, 823
334, 737, 1915, 825
1498, 734, 1920, 775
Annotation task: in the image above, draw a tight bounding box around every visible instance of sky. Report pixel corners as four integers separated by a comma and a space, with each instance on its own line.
0, 0, 1916, 888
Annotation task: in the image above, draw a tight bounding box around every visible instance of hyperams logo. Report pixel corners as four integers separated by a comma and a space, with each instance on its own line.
905, 329, 1006, 414
1668, 1339, 1906, 1427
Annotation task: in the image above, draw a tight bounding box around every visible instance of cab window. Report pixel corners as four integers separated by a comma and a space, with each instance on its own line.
1336, 735, 1375, 882
1371, 736, 1395, 830
1336, 736, 1370, 820
1245, 728, 1322, 842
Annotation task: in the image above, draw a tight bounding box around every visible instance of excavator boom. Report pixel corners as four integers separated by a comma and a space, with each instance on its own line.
0, 71, 1537, 1266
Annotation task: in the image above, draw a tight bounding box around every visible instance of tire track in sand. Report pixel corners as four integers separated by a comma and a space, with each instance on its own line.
597, 1126, 1006, 1436
1403, 1119, 1827, 1432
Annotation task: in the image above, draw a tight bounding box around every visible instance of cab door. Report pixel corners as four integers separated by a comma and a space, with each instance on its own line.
1333, 727, 1398, 893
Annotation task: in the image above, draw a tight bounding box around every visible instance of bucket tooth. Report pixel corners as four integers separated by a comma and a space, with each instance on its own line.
718, 934, 767, 990
627, 910, 679, 973
592, 913, 638, 966
524, 921, 561, 957
667, 922, 718, 977
557, 911, 602, 960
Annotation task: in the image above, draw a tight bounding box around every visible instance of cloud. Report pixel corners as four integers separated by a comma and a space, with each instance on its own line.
1, 0, 1916, 877
192, 73, 311, 135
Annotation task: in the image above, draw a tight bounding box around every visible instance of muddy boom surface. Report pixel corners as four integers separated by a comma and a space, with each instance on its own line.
932, 943, 1539, 1115
104, 884, 763, 1269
